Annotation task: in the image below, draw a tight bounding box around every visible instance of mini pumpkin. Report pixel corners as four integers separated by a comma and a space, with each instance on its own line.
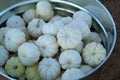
73, 10, 92, 27
80, 65, 93, 74
0, 46, 9, 66
42, 21, 64, 36
36, 0, 54, 21
23, 9, 36, 23
38, 58, 61, 80
27, 18, 45, 38
25, 63, 41, 80
70, 18, 90, 39
59, 50, 82, 69
5, 57, 25, 77
35, 34, 58, 57
4, 28, 26, 52
57, 25, 82, 49
6, 15, 25, 27
62, 68, 85, 80
18, 42, 41, 66
82, 42, 106, 66
0, 27, 10, 46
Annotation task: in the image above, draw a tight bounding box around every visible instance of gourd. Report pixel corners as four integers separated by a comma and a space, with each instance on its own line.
0, 27, 10, 46
27, 18, 45, 38
25, 64, 41, 80
70, 18, 90, 39
59, 16, 73, 25
36, 0, 54, 21
59, 50, 82, 69
5, 57, 25, 77
80, 65, 93, 74
42, 21, 64, 36
38, 58, 61, 80
4, 28, 26, 52
62, 68, 85, 80
61, 41, 83, 53
35, 34, 58, 57
6, 15, 25, 27
82, 42, 106, 66
18, 42, 41, 66
84, 31, 102, 44
73, 10, 92, 27
0, 46, 9, 66
50, 15, 63, 23
57, 24, 82, 49
23, 9, 36, 23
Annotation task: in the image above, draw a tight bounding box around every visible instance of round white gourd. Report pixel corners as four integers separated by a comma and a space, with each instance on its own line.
5, 57, 25, 77
38, 58, 61, 80
82, 42, 106, 66
0, 46, 9, 66
61, 41, 83, 53
59, 50, 82, 69
57, 24, 82, 49
42, 21, 64, 36
62, 68, 85, 80
6, 15, 25, 27
50, 15, 63, 23
59, 16, 73, 25
4, 28, 26, 52
35, 34, 58, 57
27, 18, 45, 38
0, 27, 10, 46
73, 10, 92, 27
70, 18, 90, 39
23, 9, 36, 23
18, 42, 41, 66
84, 31, 102, 44
36, 0, 54, 21
25, 64, 41, 80
80, 65, 93, 74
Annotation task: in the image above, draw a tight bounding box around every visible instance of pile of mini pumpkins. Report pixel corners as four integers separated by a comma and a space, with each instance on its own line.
0, 1, 106, 80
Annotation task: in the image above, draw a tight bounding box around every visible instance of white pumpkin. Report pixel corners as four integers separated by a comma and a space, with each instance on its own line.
38, 58, 61, 80
59, 50, 82, 69
25, 63, 41, 80
18, 42, 41, 66
50, 15, 63, 23
57, 24, 82, 49
35, 34, 58, 57
42, 21, 64, 36
23, 9, 36, 23
82, 42, 106, 66
4, 28, 26, 52
36, 0, 54, 21
0, 27, 10, 46
84, 31, 102, 44
80, 65, 93, 74
59, 16, 73, 25
27, 18, 45, 38
5, 57, 25, 77
62, 68, 85, 80
61, 41, 83, 53
0, 46, 9, 66
6, 15, 25, 27
73, 10, 92, 27
70, 18, 90, 39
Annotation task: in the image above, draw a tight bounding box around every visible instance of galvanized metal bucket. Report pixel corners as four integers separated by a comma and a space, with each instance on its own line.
0, 0, 116, 80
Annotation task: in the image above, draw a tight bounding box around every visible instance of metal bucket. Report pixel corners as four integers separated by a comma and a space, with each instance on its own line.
0, 0, 116, 80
